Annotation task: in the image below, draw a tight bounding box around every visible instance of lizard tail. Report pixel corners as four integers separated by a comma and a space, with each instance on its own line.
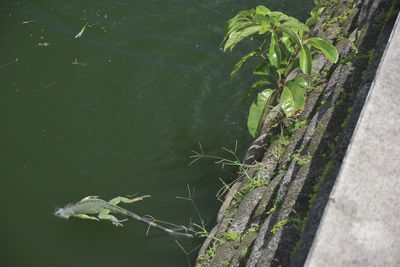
126, 211, 193, 238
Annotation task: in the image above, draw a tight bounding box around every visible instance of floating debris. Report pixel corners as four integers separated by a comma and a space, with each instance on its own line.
41, 82, 56, 88
72, 58, 87, 66
74, 23, 88, 38
0, 58, 18, 69
37, 42, 50, 47
22, 20, 35, 24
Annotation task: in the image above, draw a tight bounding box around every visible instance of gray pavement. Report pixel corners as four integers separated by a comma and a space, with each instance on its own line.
305, 14, 400, 267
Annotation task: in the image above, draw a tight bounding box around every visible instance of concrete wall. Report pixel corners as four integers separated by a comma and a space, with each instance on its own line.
306, 13, 400, 267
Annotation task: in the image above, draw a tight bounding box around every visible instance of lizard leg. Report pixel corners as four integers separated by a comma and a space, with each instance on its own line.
108, 195, 151, 205
98, 209, 127, 227
72, 214, 99, 221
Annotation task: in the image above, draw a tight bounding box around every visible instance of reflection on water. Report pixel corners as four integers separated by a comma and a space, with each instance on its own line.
0, 0, 312, 266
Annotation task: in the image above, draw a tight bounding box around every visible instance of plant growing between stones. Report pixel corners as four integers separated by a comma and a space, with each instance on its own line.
190, 142, 269, 205
222, 5, 338, 137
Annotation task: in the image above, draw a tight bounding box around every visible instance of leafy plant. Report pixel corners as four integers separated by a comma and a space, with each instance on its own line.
305, 7, 326, 27
222, 5, 338, 137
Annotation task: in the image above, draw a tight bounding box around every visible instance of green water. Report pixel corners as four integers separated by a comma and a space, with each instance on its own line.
0, 1, 313, 266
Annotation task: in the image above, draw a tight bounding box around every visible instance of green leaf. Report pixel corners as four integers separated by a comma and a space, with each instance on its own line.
299, 44, 312, 75
259, 27, 269, 34
225, 10, 254, 30
230, 10, 254, 20
311, 7, 325, 17
268, 32, 281, 68
258, 19, 270, 34
256, 5, 271, 16
281, 18, 310, 32
279, 27, 302, 48
286, 80, 305, 112
280, 82, 305, 117
281, 35, 294, 53
242, 78, 272, 101
248, 89, 274, 137
225, 11, 254, 33
305, 7, 325, 27
224, 25, 264, 51
253, 14, 269, 23
293, 77, 308, 88
261, 20, 270, 28
284, 58, 300, 76
230, 51, 257, 79
253, 63, 271, 75
280, 86, 295, 117
305, 37, 338, 63
305, 17, 320, 27
222, 21, 253, 45
269, 11, 289, 22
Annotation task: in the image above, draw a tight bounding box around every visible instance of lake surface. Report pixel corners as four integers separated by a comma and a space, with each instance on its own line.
0, 0, 312, 266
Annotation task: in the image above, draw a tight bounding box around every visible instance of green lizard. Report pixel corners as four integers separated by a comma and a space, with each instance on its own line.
55, 195, 192, 238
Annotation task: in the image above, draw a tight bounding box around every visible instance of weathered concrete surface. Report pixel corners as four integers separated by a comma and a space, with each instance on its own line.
306, 14, 400, 267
